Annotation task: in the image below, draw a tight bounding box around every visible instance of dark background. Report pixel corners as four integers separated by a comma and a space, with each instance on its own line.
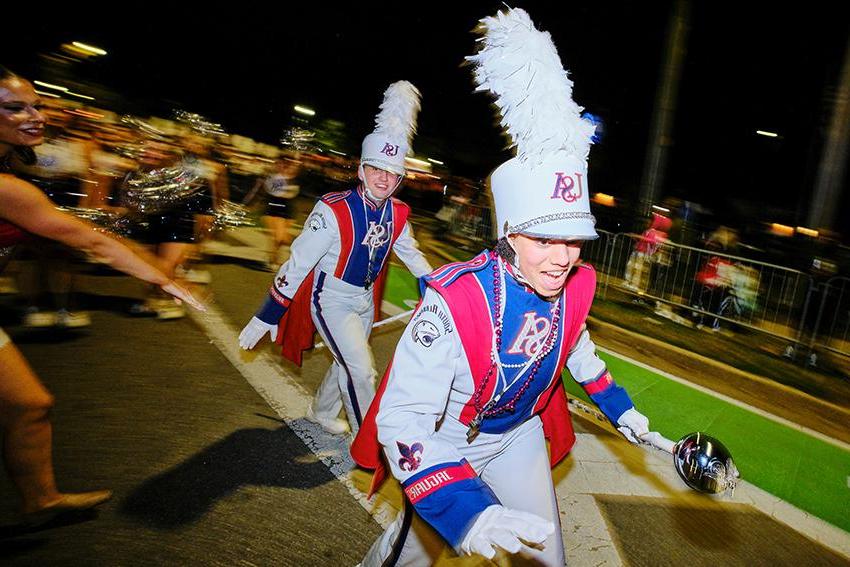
3, 1, 849, 228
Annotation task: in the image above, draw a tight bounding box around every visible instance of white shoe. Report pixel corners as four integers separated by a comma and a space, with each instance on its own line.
23, 309, 57, 328
305, 407, 350, 435
175, 264, 212, 285
56, 309, 92, 328
156, 301, 186, 320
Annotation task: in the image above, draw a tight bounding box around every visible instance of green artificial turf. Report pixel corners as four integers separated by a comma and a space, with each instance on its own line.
564, 353, 850, 533
382, 265, 421, 311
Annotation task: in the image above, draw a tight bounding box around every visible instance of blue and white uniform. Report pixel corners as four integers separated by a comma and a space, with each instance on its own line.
355, 253, 636, 566
254, 187, 431, 434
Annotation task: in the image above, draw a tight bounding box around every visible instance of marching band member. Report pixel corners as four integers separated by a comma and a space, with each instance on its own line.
239, 82, 431, 435
352, 10, 654, 565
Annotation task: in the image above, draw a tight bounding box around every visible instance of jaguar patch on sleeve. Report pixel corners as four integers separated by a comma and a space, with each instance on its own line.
307, 212, 327, 232
409, 302, 453, 348
412, 320, 441, 347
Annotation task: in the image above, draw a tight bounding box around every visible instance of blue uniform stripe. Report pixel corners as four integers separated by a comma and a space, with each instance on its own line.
339, 190, 394, 287
342, 193, 368, 284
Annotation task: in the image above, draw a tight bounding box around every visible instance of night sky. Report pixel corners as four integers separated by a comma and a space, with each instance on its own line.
4, 1, 849, 227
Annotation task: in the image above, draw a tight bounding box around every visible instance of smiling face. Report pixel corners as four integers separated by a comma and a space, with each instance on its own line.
358, 163, 401, 201
508, 233, 583, 297
0, 77, 45, 154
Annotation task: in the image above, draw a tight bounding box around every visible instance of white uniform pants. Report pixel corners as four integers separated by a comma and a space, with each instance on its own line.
309, 273, 376, 435
362, 416, 565, 566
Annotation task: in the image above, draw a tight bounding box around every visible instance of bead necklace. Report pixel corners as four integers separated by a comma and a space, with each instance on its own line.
466, 251, 561, 442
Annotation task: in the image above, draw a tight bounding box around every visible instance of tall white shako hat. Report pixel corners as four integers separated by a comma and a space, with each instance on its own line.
360, 81, 421, 177
468, 8, 598, 240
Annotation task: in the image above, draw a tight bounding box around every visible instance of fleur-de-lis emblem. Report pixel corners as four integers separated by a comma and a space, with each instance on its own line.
275, 275, 287, 289
397, 441, 424, 472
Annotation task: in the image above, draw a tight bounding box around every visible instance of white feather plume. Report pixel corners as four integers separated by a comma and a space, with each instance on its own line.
467, 7, 595, 165
373, 80, 422, 148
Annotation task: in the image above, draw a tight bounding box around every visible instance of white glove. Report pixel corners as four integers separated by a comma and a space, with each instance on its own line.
460, 505, 554, 560
616, 407, 650, 444
239, 317, 278, 349
641, 431, 676, 453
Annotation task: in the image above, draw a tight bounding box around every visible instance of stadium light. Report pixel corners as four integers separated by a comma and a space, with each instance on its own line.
427, 158, 444, 165
796, 226, 819, 237
756, 130, 778, 138
294, 105, 316, 116
67, 91, 95, 101
72, 42, 107, 56
34, 81, 68, 92
593, 193, 616, 207
769, 223, 794, 237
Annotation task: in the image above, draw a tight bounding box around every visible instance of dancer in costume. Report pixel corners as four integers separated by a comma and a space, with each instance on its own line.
239, 82, 431, 435
242, 151, 302, 270
351, 9, 655, 565
0, 66, 203, 520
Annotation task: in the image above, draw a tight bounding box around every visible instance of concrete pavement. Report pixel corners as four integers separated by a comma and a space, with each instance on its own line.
1, 232, 848, 565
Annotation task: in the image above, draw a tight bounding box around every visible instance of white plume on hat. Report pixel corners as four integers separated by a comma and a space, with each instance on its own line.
374, 81, 421, 147
468, 7, 599, 240
468, 8, 595, 165
361, 81, 421, 176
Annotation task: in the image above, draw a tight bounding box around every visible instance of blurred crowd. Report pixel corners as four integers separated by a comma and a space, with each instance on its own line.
4, 95, 850, 348
0, 96, 489, 328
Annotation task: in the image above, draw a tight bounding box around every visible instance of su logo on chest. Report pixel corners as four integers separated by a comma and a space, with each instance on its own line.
550, 171, 584, 203
507, 312, 552, 357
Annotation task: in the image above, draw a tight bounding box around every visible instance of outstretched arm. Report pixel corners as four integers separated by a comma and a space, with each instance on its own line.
239, 200, 336, 349
0, 175, 203, 309
566, 325, 650, 441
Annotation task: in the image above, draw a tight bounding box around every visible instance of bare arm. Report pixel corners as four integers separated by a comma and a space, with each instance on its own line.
242, 176, 264, 206
0, 174, 203, 308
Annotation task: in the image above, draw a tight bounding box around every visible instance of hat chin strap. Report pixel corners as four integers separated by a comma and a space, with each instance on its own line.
359, 163, 403, 204
504, 234, 527, 281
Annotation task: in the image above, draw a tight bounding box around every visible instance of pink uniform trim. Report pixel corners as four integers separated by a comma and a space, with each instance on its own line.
582, 371, 613, 396
269, 286, 291, 308
403, 462, 477, 504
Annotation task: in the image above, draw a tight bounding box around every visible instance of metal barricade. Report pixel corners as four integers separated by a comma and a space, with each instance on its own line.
809, 276, 850, 358
601, 233, 814, 343
578, 228, 617, 296
434, 200, 493, 246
